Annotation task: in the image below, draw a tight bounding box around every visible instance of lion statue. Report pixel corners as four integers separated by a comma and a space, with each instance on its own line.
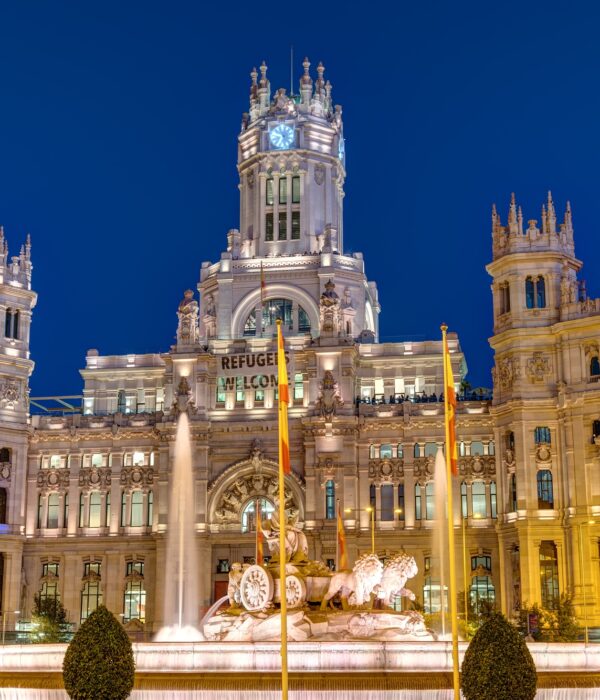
374, 553, 418, 606
320, 553, 384, 610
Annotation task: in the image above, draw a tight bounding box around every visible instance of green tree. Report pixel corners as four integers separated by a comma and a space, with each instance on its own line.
31, 594, 70, 643
461, 612, 537, 700
63, 605, 135, 700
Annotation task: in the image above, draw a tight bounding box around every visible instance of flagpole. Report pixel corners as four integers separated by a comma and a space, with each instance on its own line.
276, 320, 289, 700
336, 498, 340, 571
442, 324, 460, 700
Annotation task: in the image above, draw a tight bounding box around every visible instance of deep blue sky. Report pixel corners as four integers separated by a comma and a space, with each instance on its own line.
1, 2, 598, 396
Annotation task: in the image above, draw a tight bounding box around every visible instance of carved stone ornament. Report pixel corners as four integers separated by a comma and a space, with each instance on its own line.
314, 163, 325, 186
120, 467, 154, 492
177, 290, 200, 345
215, 473, 296, 524
413, 457, 434, 482
368, 458, 404, 483
78, 467, 111, 491
319, 280, 342, 334
0, 380, 20, 409
535, 444, 552, 464
526, 352, 551, 383
247, 172, 255, 189
0, 463, 10, 481
504, 448, 516, 468
315, 370, 344, 420
37, 469, 70, 492
493, 356, 520, 390
317, 454, 339, 487
458, 456, 496, 478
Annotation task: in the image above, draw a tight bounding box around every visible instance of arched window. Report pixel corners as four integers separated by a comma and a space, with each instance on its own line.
241, 497, 275, 533
4, 310, 12, 338
47, 493, 59, 529
424, 442, 438, 458
243, 299, 311, 336
525, 277, 535, 309
591, 357, 600, 378
0, 487, 6, 524
325, 480, 335, 520
4, 309, 18, 339
536, 276, 546, 308
537, 470, 554, 509
413, 443, 421, 458
472, 481, 487, 518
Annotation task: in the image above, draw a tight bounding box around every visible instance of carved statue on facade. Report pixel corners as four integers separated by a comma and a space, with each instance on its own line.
203, 294, 217, 338
319, 279, 341, 333
227, 562, 250, 608
177, 290, 200, 345
261, 510, 309, 562
315, 370, 344, 420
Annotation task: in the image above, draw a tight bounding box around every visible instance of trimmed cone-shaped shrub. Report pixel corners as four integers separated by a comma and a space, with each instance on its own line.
461, 612, 537, 700
63, 605, 135, 700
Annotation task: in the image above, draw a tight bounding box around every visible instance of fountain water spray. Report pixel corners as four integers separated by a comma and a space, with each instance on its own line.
155, 412, 204, 641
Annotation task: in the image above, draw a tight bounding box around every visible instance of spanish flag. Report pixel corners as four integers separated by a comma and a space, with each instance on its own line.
443, 329, 458, 476
276, 320, 291, 475
260, 262, 267, 305
337, 503, 348, 571
255, 499, 264, 566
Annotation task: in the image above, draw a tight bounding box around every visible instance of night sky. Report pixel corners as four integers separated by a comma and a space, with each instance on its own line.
0, 2, 598, 396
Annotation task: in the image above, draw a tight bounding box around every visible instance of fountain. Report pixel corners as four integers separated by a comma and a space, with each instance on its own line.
154, 412, 204, 642
432, 447, 449, 638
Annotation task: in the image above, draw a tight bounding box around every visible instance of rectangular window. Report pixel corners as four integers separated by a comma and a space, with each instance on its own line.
325, 480, 335, 519
130, 491, 144, 527
126, 561, 144, 576
539, 541, 559, 609
216, 377, 226, 404
266, 178, 274, 205
425, 483, 435, 520
42, 563, 59, 577
415, 485, 421, 521
397, 484, 405, 520
292, 176, 300, 203
279, 178, 287, 204
79, 493, 86, 528
254, 386, 265, 403
147, 490, 153, 527
37, 494, 43, 529
291, 211, 300, 239
278, 212, 287, 240
369, 483, 377, 520
105, 492, 111, 527
89, 493, 101, 528
4, 310, 11, 338
265, 212, 274, 241
461, 483, 468, 518
381, 484, 394, 521
293, 373, 304, 400
84, 562, 101, 576
47, 494, 59, 529
120, 492, 127, 527
235, 376, 244, 403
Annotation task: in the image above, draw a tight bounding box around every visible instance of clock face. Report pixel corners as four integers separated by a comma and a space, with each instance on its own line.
338, 137, 345, 161
269, 124, 294, 150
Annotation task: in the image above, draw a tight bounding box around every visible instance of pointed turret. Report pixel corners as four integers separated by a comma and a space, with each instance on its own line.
258, 61, 270, 112
508, 193, 519, 235
546, 191, 556, 234
300, 57, 312, 106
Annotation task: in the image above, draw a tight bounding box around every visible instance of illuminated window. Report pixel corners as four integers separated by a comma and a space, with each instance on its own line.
132, 452, 145, 466
413, 443, 421, 458
298, 306, 310, 332
130, 491, 144, 527
266, 178, 274, 205
369, 483, 376, 520
105, 492, 111, 527
279, 178, 287, 204
470, 575, 495, 614
81, 564, 102, 623
117, 390, 126, 413
123, 580, 146, 623
381, 484, 394, 521
380, 444, 393, 459
79, 493, 85, 528
397, 484, 404, 520
47, 493, 59, 529
424, 442, 438, 458
292, 176, 300, 203
241, 498, 275, 533
471, 441, 484, 456
539, 541, 559, 609
216, 377, 226, 403
278, 212, 287, 240
147, 490, 153, 527
472, 481, 487, 518
293, 373, 304, 400
89, 492, 101, 528
461, 482, 468, 518
425, 482, 435, 520
415, 484, 422, 520
534, 427, 551, 444
490, 481, 497, 519
325, 480, 335, 519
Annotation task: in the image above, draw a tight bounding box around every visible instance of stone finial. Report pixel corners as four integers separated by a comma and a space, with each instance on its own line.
259, 60, 268, 86
250, 66, 258, 86
316, 61, 325, 92
301, 57, 312, 84
508, 193, 519, 235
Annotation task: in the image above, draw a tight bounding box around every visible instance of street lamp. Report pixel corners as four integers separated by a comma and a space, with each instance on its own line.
578, 519, 595, 645
1, 609, 20, 646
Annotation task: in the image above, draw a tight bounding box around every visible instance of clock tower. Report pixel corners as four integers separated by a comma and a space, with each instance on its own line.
237, 59, 345, 258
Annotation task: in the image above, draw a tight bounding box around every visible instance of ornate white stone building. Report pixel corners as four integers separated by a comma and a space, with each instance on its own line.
0, 59, 598, 634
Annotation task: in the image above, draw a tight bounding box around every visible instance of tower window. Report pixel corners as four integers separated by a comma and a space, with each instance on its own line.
266, 178, 274, 206
265, 213, 274, 241
292, 176, 300, 203
279, 178, 287, 205
525, 277, 535, 309
278, 212, 287, 240
291, 211, 300, 239
499, 282, 511, 314
536, 276, 546, 308
590, 357, 600, 379
4, 309, 18, 340
509, 473, 517, 512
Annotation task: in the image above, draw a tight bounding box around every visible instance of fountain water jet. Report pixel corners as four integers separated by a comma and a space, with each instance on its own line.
432, 447, 449, 638
155, 412, 204, 641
